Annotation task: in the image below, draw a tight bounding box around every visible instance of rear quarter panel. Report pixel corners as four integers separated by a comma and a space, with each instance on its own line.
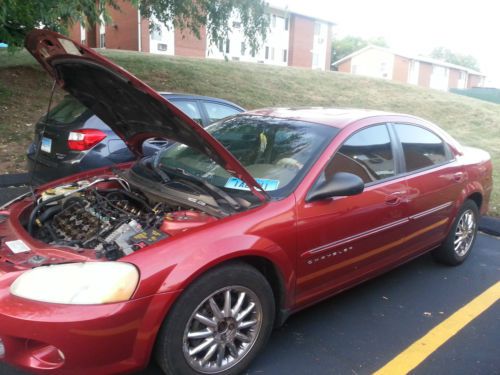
458, 146, 493, 215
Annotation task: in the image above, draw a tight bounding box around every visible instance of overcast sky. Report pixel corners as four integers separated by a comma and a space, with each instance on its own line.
270, 0, 500, 87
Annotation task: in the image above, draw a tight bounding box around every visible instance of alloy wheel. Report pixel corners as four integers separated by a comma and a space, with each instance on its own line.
454, 209, 476, 256
182, 286, 263, 373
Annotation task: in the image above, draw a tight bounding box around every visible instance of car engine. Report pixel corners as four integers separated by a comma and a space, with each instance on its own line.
28, 177, 211, 260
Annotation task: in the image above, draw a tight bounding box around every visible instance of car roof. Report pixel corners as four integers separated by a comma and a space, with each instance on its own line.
159, 92, 245, 110
243, 107, 409, 129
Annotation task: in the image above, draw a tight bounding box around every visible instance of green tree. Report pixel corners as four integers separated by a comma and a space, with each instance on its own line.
0, 0, 269, 52
331, 35, 388, 66
430, 47, 480, 71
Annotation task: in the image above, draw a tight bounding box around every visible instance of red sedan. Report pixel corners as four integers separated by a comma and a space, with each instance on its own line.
0, 30, 493, 375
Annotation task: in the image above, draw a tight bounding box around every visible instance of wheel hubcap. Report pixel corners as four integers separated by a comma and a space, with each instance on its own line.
183, 286, 262, 373
454, 209, 476, 256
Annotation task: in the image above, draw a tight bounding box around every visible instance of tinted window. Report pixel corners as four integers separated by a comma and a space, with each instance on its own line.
325, 124, 395, 184
203, 102, 241, 123
46, 96, 88, 124
394, 124, 449, 172
170, 100, 203, 124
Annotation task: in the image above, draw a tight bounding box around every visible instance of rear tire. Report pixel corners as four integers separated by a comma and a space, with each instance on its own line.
155, 262, 275, 375
433, 200, 479, 266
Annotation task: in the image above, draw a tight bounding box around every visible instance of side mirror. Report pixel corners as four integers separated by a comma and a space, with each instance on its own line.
307, 172, 364, 202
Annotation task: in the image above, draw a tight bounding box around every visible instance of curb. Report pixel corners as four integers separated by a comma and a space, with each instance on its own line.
0, 173, 29, 188
479, 216, 500, 237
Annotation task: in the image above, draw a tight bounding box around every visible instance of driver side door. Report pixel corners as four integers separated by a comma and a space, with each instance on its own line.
294, 123, 410, 307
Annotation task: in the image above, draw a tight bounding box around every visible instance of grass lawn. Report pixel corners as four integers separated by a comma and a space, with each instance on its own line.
0, 49, 498, 215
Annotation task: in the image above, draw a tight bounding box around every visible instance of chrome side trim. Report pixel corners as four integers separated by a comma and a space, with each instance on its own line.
304, 217, 409, 257
303, 202, 453, 258
410, 201, 453, 220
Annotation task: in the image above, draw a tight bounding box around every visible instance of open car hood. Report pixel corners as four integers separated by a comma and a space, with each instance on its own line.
25, 29, 268, 201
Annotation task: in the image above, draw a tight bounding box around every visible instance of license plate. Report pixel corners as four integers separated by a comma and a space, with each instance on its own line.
224, 177, 280, 191
40, 137, 52, 153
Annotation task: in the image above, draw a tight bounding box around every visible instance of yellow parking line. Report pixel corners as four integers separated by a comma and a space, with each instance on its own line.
374, 281, 500, 375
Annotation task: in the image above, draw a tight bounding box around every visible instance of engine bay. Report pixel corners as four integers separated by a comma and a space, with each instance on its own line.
28, 177, 217, 260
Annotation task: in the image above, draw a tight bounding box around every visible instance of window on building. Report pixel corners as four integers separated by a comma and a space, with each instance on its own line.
270, 47, 275, 60
151, 27, 162, 41
157, 43, 167, 51
272, 14, 276, 28
433, 66, 448, 77
394, 124, 450, 172
232, 21, 241, 29
99, 33, 105, 48
80, 25, 86, 44
322, 124, 395, 184
225, 39, 230, 54
218, 39, 224, 53
285, 17, 289, 31
380, 62, 388, 78
241, 42, 246, 56
314, 22, 322, 36
312, 53, 319, 67
283, 49, 288, 63
265, 46, 269, 60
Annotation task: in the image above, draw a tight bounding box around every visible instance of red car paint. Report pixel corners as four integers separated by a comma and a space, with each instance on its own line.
160, 211, 218, 236
0, 31, 493, 374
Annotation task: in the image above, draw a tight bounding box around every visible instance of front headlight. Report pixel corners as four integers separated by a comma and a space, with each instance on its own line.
10, 262, 139, 304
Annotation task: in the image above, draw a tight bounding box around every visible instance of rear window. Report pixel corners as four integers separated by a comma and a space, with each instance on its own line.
46, 96, 88, 124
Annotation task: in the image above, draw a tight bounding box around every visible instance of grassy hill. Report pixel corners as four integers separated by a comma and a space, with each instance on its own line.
0, 49, 498, 216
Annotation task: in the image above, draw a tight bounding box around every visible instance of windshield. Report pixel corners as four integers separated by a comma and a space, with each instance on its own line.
158, 115, 338, 198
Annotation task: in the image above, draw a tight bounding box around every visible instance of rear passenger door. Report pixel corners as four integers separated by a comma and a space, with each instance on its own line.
391, 123, 464, 253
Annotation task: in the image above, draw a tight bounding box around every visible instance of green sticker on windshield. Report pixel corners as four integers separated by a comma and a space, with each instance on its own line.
225, 177, 280, 191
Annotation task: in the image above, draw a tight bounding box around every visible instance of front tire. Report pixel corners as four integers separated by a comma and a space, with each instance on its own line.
155, 262, 275, 375
433, 200, 479, 266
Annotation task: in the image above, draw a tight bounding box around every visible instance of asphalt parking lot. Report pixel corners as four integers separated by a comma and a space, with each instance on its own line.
0, 184, 499, 375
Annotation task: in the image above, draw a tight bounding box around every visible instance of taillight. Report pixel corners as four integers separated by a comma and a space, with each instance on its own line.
67, 129, 106, 151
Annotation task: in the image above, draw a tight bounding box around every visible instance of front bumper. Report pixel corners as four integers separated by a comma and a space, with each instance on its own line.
0, 273, 181, 374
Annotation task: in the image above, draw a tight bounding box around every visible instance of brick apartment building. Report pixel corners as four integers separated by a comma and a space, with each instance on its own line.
69, 1, 334, 71
332, 45, 485, 90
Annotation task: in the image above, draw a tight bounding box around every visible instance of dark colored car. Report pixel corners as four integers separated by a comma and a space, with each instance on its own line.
0, 30, 494, 375
27, 93, 244, 184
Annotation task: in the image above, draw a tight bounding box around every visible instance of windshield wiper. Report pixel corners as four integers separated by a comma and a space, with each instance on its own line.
151, 151, 171, 184
158, 164, 242, 212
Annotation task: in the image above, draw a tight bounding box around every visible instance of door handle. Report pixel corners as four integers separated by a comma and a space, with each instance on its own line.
453, 172, 464, 182
385, 192, 404, 205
